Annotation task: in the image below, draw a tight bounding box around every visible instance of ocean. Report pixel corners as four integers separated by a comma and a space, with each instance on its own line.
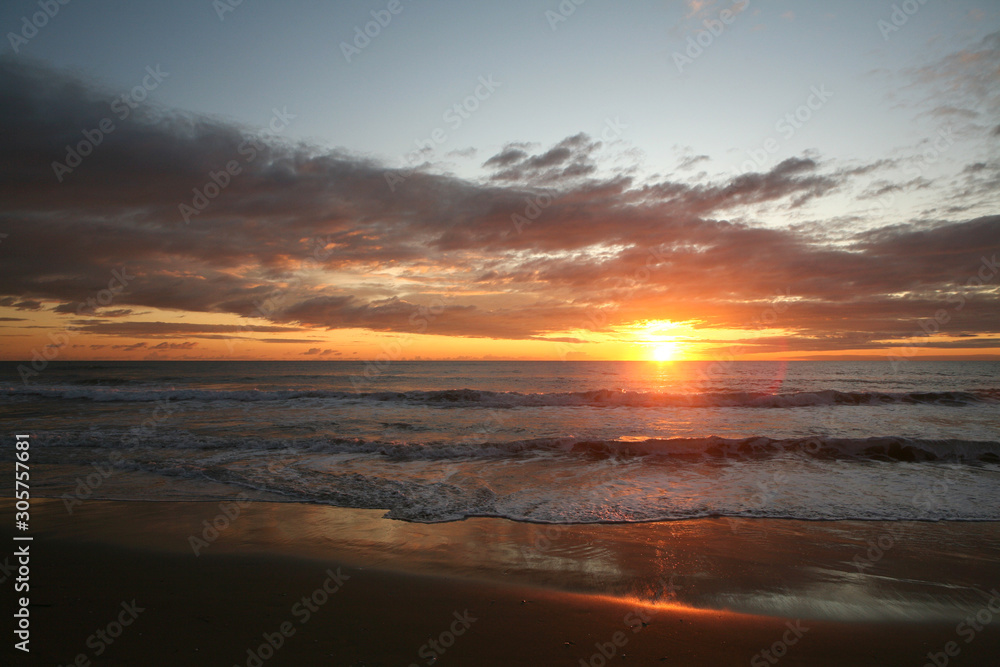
4, 360, 998, 526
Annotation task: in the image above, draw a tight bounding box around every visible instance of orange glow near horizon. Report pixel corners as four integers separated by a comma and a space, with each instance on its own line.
3, 306, 1000, 362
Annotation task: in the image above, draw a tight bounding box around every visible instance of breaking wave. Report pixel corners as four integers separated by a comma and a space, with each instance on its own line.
3, 385, 997, 408
33, 430, 1000, 464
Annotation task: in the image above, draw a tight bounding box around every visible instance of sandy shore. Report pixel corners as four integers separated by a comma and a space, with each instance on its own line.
4, 499, 1000, 666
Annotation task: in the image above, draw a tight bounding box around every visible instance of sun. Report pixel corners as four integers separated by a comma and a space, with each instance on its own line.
651, 341, 680, 362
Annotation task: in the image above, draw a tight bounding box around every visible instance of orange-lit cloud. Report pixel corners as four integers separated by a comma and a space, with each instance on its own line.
0, 57, 998, 361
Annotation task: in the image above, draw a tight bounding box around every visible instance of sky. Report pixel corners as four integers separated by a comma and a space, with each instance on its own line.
0, 0, 998, 362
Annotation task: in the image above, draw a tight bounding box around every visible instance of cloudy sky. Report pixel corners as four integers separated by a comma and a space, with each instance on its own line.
1, 0, 998, 361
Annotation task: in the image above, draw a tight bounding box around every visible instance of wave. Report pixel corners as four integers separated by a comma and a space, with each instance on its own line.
27, 430, 1000, 524
32, 430, 1000, 464
556, 435, 1000, 464
3, 385, 997, 407
41, 435, 1000, 524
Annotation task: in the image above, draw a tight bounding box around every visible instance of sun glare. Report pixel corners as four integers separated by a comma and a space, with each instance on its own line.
651, 341, 680, 362
630, 320, 686, 362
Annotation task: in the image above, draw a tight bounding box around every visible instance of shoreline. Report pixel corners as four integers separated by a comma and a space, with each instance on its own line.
5, 499, 1000, 665
15, 498, 1000, 618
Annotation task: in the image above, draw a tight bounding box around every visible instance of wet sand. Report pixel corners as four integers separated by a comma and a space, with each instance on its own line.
4, 498, 1000, 666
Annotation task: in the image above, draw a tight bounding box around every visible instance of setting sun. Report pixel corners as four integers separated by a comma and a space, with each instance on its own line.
629, 320, 687, 362
651, 341, 681, 362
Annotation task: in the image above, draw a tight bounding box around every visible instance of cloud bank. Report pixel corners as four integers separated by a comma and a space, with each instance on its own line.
0, 57, 997, 355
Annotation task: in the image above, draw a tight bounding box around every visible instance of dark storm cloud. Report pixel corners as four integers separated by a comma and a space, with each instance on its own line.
0, 57, 997, 351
